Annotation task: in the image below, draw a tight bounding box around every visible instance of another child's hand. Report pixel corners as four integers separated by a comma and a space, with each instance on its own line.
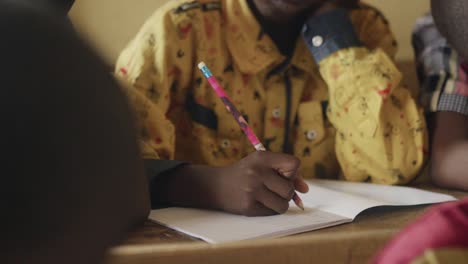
213, 151, 308, 216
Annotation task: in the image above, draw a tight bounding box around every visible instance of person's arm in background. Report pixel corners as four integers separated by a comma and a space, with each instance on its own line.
301, 5, 427, 184
412, 13, 468, 190
432, 113, 468, 189
0, 3, 149, 264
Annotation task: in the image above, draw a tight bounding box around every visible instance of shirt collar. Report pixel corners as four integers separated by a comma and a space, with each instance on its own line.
223, 0, 316, 75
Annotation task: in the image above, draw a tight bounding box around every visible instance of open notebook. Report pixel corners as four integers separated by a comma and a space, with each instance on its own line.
149, 180, 456, 243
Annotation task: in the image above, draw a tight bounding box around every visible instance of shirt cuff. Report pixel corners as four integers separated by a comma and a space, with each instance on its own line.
302, 8, 361, 63
145, 159, 189, 209
437, 93, 468, 115
144, 159, 188, 182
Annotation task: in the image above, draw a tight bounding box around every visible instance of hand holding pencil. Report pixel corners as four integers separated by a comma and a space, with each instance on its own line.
198, 62, 307, 212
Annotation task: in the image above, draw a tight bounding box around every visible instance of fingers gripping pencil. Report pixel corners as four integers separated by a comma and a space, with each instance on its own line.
198, 62, 304, 210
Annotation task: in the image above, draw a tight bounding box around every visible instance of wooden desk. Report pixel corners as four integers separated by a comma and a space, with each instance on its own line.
105, 185, 467, 264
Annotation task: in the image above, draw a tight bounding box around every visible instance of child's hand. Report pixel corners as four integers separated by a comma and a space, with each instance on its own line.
213, 151, 308, 216
153, 153, 308, 217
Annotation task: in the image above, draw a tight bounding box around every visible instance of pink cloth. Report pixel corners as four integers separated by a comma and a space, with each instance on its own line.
456, 63, 468, 96
371, 199, 468, 264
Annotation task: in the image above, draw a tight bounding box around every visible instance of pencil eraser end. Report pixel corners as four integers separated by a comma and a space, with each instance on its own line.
198, 62, 206, 70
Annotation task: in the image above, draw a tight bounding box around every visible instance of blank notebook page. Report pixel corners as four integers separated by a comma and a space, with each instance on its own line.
149, 180, 456, 243
149, 207, 347, 243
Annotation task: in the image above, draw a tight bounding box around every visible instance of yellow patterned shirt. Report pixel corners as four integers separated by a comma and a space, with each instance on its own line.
116, 0, 428, 184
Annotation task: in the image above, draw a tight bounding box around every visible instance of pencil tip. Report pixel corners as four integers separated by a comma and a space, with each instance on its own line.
299, 202, 305, 211
293, 193, 305, 210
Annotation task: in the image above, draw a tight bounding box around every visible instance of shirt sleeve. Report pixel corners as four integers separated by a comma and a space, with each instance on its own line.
144, 159, 188, 182
413, 14, 468, 116
145, 159, 189, 208
302, 8, 428, 184
116, 6, 195, 161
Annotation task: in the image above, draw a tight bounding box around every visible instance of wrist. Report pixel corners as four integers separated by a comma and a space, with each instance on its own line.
159, 164, 225, 210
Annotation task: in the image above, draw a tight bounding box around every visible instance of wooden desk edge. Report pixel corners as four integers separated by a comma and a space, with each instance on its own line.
106, 230, 397, 264
106, 186, 466, 264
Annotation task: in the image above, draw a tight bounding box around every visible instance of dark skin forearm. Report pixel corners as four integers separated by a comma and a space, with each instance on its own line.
431, 112, 468, 190
431, 0, 468, 190
152, 165, 224, 210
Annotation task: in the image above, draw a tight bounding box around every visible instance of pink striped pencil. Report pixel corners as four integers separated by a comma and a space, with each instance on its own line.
198, 62, 304, 210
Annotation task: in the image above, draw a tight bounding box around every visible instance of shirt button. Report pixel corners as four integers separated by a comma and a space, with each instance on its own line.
221, 139, 231, 148
306, 130, 318, 141
272, 108, 281, 118
312, 36, 324, 47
